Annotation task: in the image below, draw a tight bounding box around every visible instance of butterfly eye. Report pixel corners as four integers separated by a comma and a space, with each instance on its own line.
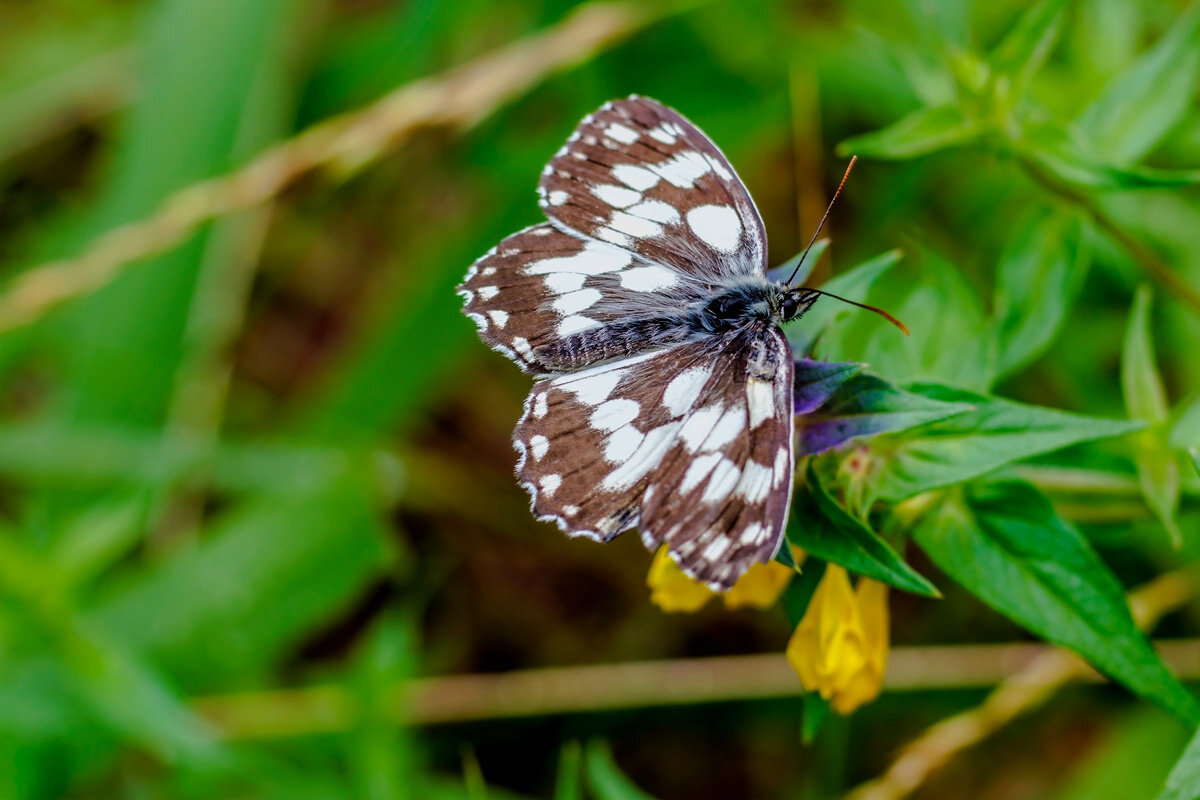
781, 294, 800, 320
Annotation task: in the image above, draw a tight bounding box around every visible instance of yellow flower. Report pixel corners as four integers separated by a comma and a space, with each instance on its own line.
786, 564, 889, 714
646, 546, 796, 612
647, 546, 716, 612
722, 560, 796, 610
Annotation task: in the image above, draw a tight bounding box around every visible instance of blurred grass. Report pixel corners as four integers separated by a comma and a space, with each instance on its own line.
1, 0, 1200, 798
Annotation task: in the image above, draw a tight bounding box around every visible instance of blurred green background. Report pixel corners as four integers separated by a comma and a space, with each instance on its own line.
3, 0, 1200, 797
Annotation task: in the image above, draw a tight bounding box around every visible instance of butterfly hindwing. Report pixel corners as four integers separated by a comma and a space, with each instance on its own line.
514, 323, 793, 589
538, 96, 768, 282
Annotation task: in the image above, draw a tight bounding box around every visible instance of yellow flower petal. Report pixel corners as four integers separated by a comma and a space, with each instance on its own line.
646, 546, 715, 613
786, 565, 890, 714
722, 560, 795, 610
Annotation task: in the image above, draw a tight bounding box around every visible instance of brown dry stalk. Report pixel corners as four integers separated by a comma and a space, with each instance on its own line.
843, 568, 1199, 800
191, 569, 1200, 741
0, 2, 650, 333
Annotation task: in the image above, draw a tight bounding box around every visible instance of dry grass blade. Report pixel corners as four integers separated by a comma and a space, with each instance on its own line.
0, 2, 649, 333
189, 570, 1200, 740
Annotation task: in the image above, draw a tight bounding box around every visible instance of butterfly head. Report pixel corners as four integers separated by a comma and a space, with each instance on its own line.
778, 287, 819, 323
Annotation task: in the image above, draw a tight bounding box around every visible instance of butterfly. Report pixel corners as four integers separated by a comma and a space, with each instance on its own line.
458, 96, 850, 590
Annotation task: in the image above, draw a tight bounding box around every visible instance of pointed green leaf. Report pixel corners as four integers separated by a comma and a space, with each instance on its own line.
990, 0, 1069, 91
1077, 3, 1200, 161
90, 474, 390, 691
554, 742, 583, 800
993, 212, 1090, 379
1170, 396, 1200, 450
1156, 724, 1200, 800
584, 741, 657, 800
838, 104, 983, 160
866, 384, 1144, 502
1025, 125, 1200, 188
789, 463, 939, 597
913, 482, 1200, 724
1123, 286, 1182, 546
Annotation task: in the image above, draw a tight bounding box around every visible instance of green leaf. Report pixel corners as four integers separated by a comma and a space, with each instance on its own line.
1052, 709, 1190, 800
787, 250, 902, 356
993, 211, 1090, 379
838, 104, 983, 160
1157, 724, 1200, 800
855, 250, 996, 390
1123, 286, 1182, 546
789, 463, 939, 597
89, 474, 390, 691
554, 742, 583, 800
865, 384, 1143, 503
1170, 396, 1200, 450
801, 693, 830, 744
584, 741, 657, 800
797, 372, 972, 457
1024, 125, 1200, 189
990, 0, 1069, 92
913, 481, 1200, 724
1077, 3, 1200, 161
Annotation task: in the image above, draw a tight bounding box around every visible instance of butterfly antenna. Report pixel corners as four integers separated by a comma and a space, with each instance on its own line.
804, 287, 910, 336
786, 155, 857, 286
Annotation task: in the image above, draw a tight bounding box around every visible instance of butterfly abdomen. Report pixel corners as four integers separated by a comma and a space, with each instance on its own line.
531, 316, 692, 372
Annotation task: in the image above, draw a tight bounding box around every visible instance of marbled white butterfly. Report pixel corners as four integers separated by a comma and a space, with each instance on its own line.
459, 96, 865, 589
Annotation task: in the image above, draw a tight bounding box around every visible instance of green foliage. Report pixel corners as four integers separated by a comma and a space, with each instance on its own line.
3, 0, 1200, 796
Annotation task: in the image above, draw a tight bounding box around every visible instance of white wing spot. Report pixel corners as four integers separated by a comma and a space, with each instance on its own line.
736, 461, 773, 503
526, 241, 632, 276
627, 200, 680, 224
529, 435, 549, 460
604, 424, 644, 462
608, 211, 663, 239
476, 286, 499, 301
467, 312, 488, 331
545, 272, 586, 295
593, 184, 642, 208
680, 452, 722, 493
482, 267, 496, 276
601, 423, 679, 491
552, 288, 602, 315
773, 448, 789, 485
679, 405, 723, 452
557, 314, 601, 336
595, 227, 633, 248
487, 310, 509, 328
663, 366, 712, 417
563, 504, 580, 516
547, 190, 569, 206
744, 522, 769, 546
702, 537, 730, 562
747, 378, 774, 428
652, 150, 712, 188
619, 265, 677, 292
539, 474, 562, 496
648, 124, 677, 144
701, 407, 744, 452
613, 163, 661, 191
686, 205, 743, 254
590, 398, 640, 432
512, 337, 532, 358
533, 392, 549, 419
604, 122, 640, 144
701, 458, 741, 502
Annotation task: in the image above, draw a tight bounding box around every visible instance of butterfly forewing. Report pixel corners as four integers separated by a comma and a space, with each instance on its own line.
514, 324, 793, 589
538, 96, 768, 282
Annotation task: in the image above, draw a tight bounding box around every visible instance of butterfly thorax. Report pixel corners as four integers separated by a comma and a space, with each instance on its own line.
690, 281, 817, 333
